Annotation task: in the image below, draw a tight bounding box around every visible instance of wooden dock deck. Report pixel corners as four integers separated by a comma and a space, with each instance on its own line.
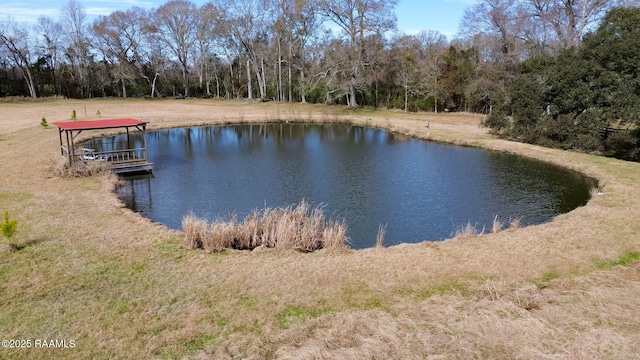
54, 118, 154, 175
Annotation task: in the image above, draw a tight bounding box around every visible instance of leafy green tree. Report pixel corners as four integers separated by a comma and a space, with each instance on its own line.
581, 7, 640, 128
545, 49, 598, 117
438, 46, 476, 112
484, 7, 640, 159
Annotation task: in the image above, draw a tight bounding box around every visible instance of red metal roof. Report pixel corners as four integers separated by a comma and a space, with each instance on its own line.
53, 118, 147, 131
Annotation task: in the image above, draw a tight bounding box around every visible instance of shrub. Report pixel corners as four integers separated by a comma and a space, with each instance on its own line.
1, 211, 18, 246
482, 113, 510, 135
605, 130, 640, 161
40, 117, 48, 128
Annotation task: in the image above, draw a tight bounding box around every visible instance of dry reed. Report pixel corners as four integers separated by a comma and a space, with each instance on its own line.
181, 212, 207, 249
376, 223, 387, 248
591, 182, 605, 197
491, 215, 503, 234
49, 156, 110, 178
182, 200, 349, 252
204, 216, 238, 252
453, 221, 480, 238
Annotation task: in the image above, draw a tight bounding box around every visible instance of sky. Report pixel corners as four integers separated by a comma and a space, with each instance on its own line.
0, 0, 472, 39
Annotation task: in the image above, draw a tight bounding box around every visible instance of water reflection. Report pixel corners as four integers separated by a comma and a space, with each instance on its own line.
100, 124, 595, 249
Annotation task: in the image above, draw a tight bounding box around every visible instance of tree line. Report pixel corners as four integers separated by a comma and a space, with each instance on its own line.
484, 6, 640, 161
0, 0, 637, 123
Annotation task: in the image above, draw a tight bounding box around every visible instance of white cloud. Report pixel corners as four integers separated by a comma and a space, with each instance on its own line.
84, 6, 120, 17
0, 0, 157, 24
83, 0, 154, 6
0, 6, 59, 23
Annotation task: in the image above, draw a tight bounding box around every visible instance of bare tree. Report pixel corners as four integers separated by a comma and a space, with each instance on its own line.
416, 30, 448, 112
281, 0, 322, 103
144, 37, 170, 98
217, 0, 273, 100
61, 0, 92, 98
196, 3, 225, 97
6, 0, 625, 112
460, 0, 528, 67
386, 31, 448, 112
271, 0, 290, 102
389, 35, 420, 111
92, 8, 147, 97
416, 30, 448, 55
0, 20, 38, 98
464, 0, 617, 57
527, 0, 615, 48
317, 37, 351, 104
317, 0, 398, 106
36, 16, 64, 96
150, 0, 198, 97
267, 0, 321, 103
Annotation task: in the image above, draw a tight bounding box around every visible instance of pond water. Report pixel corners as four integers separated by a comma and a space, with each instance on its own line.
92, 123, 595, 249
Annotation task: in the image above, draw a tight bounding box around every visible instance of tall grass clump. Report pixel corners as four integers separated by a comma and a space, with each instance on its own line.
181, 213, 207, 250
322, 218, 349, 251
181, 200, 349, 252
591, 182, 605, 197
49, 157, 109, 178
204, 216, 238, 252
453, 221, 480, 238
491, 215, 503, 234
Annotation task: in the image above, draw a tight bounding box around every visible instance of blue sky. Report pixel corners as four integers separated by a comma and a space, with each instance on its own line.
0, 0, 471, 38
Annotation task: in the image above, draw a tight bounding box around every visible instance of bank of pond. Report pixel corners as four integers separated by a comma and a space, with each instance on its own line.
85, 123, 596, 250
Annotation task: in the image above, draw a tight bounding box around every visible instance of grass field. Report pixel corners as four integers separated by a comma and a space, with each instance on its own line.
1, 98, 639, 359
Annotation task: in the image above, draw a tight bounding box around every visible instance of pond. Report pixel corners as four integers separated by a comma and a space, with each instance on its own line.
90, 123, 596, 249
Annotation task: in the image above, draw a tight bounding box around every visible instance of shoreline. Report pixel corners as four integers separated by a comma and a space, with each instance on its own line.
108, 120, 598, 249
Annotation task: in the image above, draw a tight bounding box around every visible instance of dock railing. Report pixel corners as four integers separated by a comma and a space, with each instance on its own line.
67, 146, 149, 166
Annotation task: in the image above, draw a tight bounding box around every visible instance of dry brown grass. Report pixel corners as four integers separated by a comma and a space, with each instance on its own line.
48, 156, 110, 178
491, 215, 504, 234
181, 212, 207, 249
375, 223, 387, 248
510, 217, 522, 229
182, 200, 349, 252
205, 216, 240, 252
1, 98, 639, 359
453, 221, 481, 238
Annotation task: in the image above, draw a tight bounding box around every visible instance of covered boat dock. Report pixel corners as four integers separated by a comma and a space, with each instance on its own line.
53, 118, 153, 174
